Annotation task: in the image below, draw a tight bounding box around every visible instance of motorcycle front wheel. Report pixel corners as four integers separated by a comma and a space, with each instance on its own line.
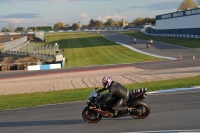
130, 100, 150, 119
82, 107, 102, 123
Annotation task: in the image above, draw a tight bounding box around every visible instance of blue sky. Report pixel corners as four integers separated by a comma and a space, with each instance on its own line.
0, 0, 187, 29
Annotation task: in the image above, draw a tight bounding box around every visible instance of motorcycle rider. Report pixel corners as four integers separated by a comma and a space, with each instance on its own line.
98, 76, 132, 116
133, 37, 136, 44
149, 39, 153, 45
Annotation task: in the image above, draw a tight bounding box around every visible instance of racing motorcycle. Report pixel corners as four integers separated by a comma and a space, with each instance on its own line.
82, 88, 150, 123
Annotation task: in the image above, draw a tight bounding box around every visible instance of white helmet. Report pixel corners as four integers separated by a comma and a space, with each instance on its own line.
102, 76, 113, 89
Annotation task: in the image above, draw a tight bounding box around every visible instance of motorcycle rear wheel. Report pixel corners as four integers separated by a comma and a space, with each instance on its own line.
82, 107, 102, 123
130, 100, 150, 119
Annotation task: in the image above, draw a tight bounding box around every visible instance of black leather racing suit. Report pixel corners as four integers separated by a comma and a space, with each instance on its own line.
98, 81, 129, 114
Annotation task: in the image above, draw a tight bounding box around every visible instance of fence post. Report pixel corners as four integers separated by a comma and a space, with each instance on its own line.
54, 44, 56, 58
62, 56, 65, 68
50, 45, 52, 59
45, 44, 47, 57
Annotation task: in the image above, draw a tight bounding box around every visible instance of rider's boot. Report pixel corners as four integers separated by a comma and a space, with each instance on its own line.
109, 112, 114, 117
127, 107, 133, 112
114, 109, 118, 116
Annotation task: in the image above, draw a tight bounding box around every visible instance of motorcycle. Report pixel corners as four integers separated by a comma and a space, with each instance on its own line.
82, 88, 150, 123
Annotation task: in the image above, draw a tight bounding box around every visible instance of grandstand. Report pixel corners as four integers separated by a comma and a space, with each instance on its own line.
0, 35, 26, 53
145, 7, 200, 36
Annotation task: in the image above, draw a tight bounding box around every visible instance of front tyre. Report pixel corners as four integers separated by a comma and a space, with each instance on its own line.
82, 107, 102, 123
130, 100, 150, 119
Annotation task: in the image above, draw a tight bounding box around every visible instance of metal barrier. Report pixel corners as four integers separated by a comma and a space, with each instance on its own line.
141, 31, 200, 39
2, 36, 28, 52
3, 43, 60, 61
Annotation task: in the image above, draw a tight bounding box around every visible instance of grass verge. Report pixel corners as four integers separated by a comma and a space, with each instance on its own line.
121, 30, 200, 50
0, 76, 200, 111
30, 32, 161, 67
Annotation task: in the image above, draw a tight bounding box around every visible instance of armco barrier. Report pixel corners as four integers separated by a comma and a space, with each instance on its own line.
27, 64, 61, 71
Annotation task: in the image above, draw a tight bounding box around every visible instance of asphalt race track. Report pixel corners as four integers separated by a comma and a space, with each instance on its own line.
100, 31, 200, 59
0, 31, 200, 133
0, 90, 200, 133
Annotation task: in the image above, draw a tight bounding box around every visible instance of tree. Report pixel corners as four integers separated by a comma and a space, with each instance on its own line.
81, 24, 88, 29
34, 27, 38, 31
38, 26, 52, 31
96, 20, 103, 28
1, 27, 9, 32
65, 24, 71, 28
72, 23, 80, 30
89, 19, 95, 25
88, 19, 95, 28
27, 26, 52, 31
113, 22, 120, 27
131, 17, 155, 25
87, 19, 103, 29
118, 21, 123, 27
143, 17, 149, 24
23, 27, 27, 32
132, 18, 145, 25
150, 18, 156, 25
177, 0, 197, 11
104, 18, 115, 27
15, 27, 24, 32
53, 22, 64, 30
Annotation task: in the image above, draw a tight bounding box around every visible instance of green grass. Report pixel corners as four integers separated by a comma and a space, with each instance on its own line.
34, 32, 161, 67
0, 76, 199, 111
121, 30, 200, 50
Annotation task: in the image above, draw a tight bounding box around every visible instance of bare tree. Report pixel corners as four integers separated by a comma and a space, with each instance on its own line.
1, 27, 9, 32
7, 22, 15, 32
178, 0, 197, 11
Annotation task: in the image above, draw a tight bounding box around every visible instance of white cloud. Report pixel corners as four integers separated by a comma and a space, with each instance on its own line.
8, 18, 35, 24
81, 13, 89, 18
8, 18, 24, 23
97, 14, 126, 22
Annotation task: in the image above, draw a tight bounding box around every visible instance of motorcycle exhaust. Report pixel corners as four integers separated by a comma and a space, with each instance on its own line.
94, 109, 110, 117
143, 94, 147, 98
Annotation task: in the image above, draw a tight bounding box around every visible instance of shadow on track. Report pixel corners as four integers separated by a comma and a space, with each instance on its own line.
0, 119, 85, 127
0, 117, 142, 127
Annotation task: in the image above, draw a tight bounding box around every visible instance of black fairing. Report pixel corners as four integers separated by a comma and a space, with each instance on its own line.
104, 97, 117, 106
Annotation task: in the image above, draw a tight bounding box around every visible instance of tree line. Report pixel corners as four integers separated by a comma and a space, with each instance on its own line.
1, 17, 155, 32
1, 26, 53, 32
1, 0, 199, 32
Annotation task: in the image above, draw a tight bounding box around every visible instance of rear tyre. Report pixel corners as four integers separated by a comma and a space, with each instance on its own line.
82, 107, 102, 123
130, 100, 150, 119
